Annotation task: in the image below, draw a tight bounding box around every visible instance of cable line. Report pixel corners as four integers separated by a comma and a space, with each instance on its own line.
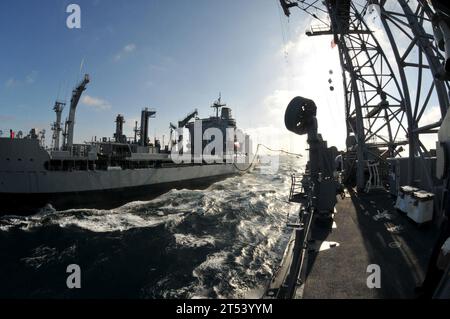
233, 143, 303, 172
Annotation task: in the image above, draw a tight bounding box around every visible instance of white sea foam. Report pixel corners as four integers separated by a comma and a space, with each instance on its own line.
1, 156, 304, 299
174, 233, 216, 248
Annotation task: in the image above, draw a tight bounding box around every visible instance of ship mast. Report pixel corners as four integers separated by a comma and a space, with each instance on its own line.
51, 101, 65, 151
211, 93, 226, 119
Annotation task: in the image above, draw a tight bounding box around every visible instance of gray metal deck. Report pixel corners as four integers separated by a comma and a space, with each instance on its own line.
302, 190, 438, 299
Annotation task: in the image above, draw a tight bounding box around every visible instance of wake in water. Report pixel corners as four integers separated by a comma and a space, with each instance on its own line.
0, 157, 304, 298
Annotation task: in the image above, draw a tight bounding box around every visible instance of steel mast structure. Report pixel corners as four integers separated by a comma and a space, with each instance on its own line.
376, 0, 450, 191
280, 0, 449, 193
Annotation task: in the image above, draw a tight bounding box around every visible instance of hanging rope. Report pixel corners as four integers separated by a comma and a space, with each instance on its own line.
233, 143, 303, 172
258, 143, 303, 157
275, 0, 293, 91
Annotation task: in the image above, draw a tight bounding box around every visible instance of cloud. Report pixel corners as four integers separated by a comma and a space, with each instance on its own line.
421, 105, 442, 126
25, 70, 38, 84
81, 95, 112, 111
124, 43, 136, 53
417, 105, 441, 151
254, 23, 347, 152
114, 43, 137, 62
0, 115, 16, 122
4, 70, 38, 88
5, 78, 18, 88
148, 64, 166, 72
244, 124, 307, 156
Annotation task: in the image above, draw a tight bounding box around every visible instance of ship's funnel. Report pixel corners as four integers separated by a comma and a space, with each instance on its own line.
221, 107, 232, 120
114, 114, 126, 143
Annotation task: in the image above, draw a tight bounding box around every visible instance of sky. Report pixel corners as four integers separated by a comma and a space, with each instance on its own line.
5, 0, 432, 155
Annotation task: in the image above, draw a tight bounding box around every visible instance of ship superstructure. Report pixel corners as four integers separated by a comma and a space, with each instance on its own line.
0, 75, 252, 214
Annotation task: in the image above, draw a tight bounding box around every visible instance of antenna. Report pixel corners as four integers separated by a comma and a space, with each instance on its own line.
78, 57, 85, 82
61, 78, 68, 104
211, 92, 226, 118
56, 81, 62, 101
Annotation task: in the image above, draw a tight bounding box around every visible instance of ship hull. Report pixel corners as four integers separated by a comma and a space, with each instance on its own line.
0, 163, 243, 215
0, 173, 235, 215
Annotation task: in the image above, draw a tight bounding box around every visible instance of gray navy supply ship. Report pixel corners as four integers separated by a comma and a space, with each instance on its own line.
0, 74, 252, 214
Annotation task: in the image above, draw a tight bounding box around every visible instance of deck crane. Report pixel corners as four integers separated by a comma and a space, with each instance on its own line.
169, 122, 177, 150
279, 0, 298, 17
277, 0, 450, 299
170, 110, 198, 151
63, 74, 90, 152
139, 108, 157, 147
178, 109, 198, 128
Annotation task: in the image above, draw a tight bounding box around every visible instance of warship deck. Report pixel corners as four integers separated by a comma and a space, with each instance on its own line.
302, 189, 439, 299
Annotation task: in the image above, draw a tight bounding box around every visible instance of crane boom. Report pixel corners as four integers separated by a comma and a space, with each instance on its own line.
64, 74, 90, 151
178, 109, 198, 128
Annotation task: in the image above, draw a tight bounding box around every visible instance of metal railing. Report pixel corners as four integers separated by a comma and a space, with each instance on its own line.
288, 174, 307, 203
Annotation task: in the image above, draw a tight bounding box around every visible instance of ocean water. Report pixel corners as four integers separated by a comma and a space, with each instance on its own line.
0, 157, 304, 299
